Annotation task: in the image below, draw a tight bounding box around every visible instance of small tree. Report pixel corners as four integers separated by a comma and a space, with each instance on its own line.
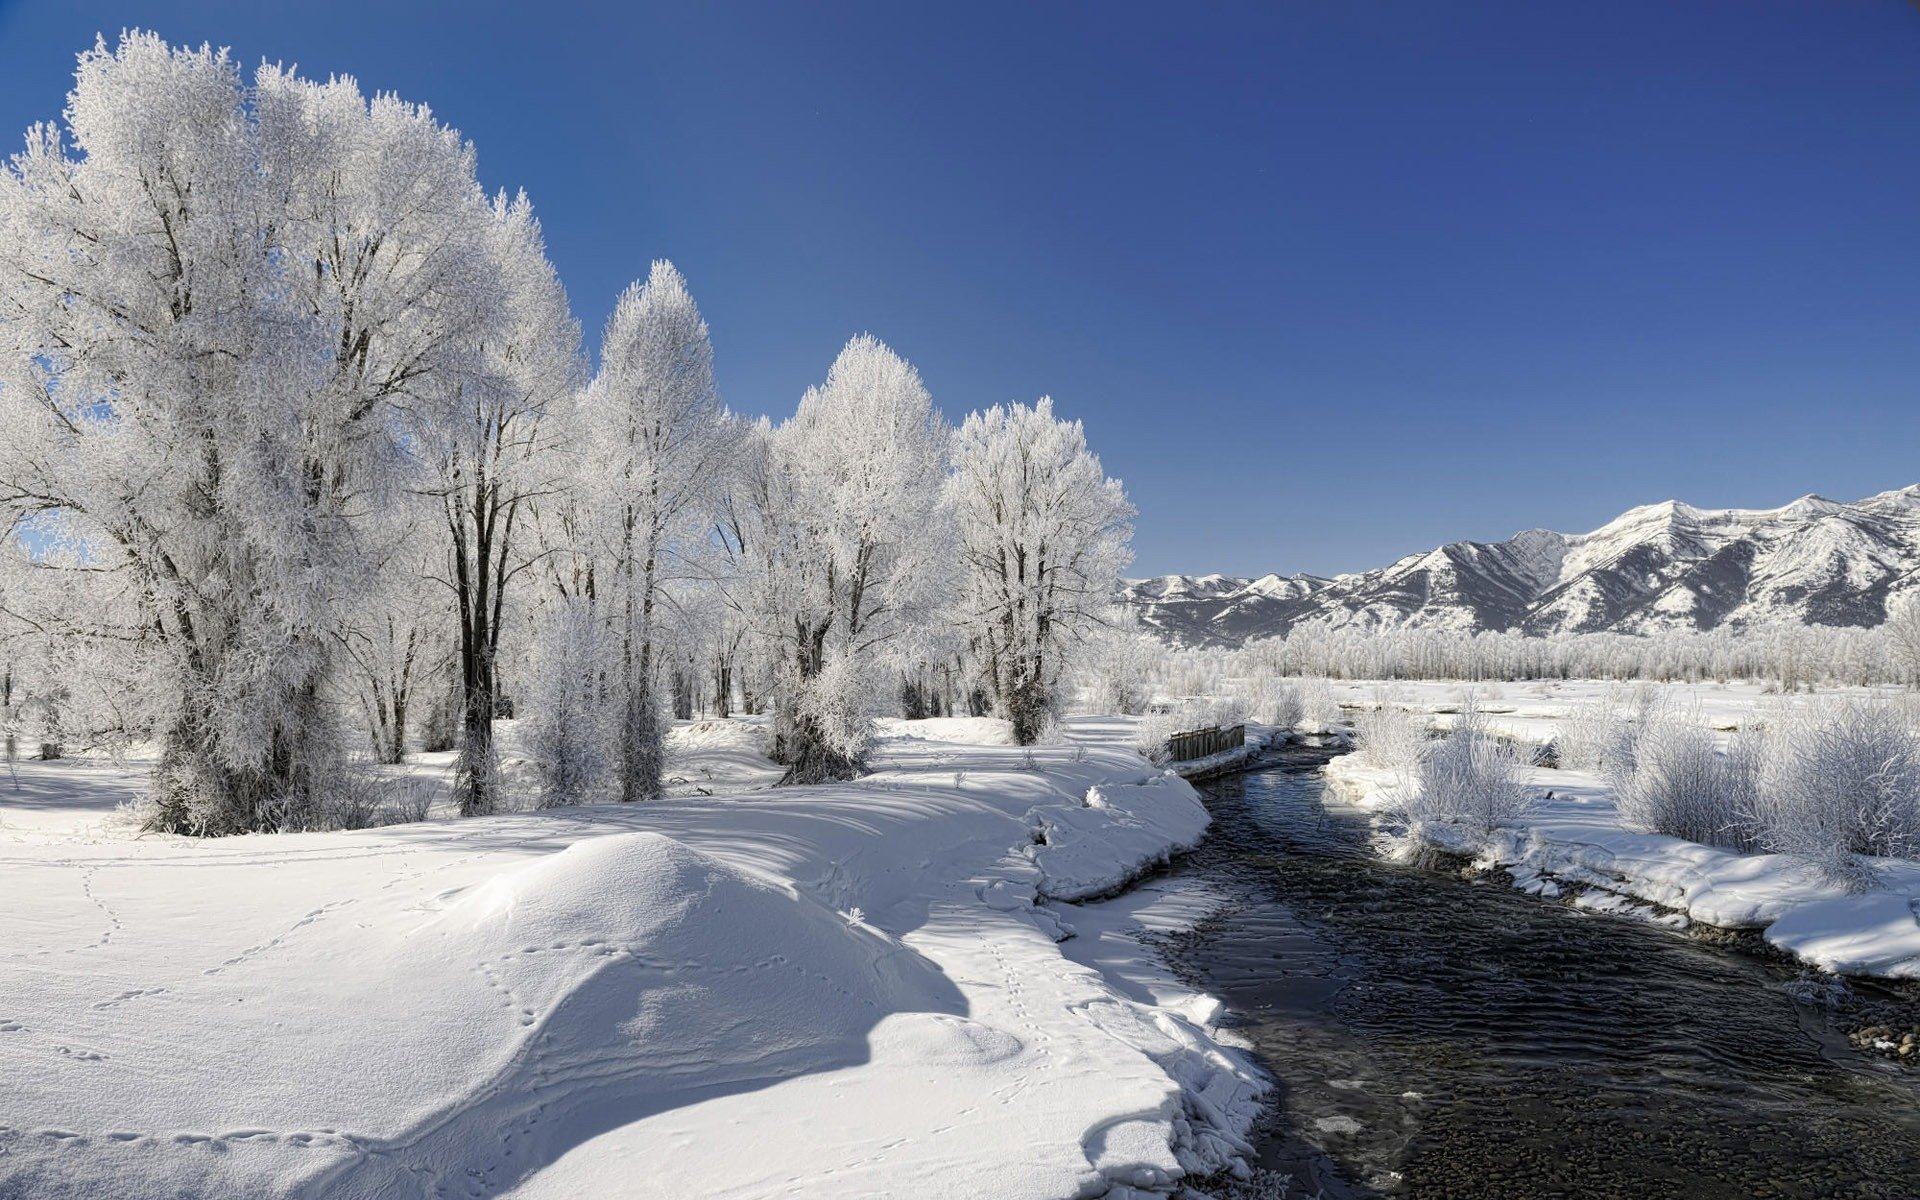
1884, 595, 1920, 688
579, 262, 735, 801
949, 398, 1133, 744
729, 336, 953, 782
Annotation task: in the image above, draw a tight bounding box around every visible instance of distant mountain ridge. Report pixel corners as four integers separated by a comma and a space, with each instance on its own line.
1125, 485, 1920, 647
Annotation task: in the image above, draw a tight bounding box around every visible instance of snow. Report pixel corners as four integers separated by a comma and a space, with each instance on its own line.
1319, 681, 1920, 979
0, 716, 1262, 1198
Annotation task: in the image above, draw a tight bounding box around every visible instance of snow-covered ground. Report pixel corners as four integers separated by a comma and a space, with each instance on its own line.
0, 716, 1264, 1199
1317, 680, 1920, 980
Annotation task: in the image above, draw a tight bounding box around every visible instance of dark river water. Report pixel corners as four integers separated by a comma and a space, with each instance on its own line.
1167, 744, 1920, 1200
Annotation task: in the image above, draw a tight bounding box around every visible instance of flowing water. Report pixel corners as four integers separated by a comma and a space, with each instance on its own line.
1167, 744, 1920, 1199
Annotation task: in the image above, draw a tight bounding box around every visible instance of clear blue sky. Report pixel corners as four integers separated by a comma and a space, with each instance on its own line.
3, 1, 1918, 577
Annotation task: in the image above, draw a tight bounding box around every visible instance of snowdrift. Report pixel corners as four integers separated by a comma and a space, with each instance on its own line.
0, 718, 1261, 1199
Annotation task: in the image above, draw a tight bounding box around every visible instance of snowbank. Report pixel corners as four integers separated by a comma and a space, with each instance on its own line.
0, 716, 1260, 1198
1325, 749, 1920, 980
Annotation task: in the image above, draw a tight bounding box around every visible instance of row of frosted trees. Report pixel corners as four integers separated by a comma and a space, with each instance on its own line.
0, 34, 1134, 834
1103, 618, 1920, 699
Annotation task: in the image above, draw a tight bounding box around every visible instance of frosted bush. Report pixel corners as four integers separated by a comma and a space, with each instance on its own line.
1606, 716, 1755, 849
1350, 703, 1430, 776
1408, 706, 1531, 834
1197, 695, 1248, 728
1554, 697, 1634, 772
319, 769, 438, 830
1133, 710, 1183, 764
1085, 630, 1159, 716
1752, 701, 1920, 888
1295, 679, 1342, 735
786, 650, 878, 780
523, 601, 615, 809
1131, 697, 1242, 764
1249, 678, 1304, 730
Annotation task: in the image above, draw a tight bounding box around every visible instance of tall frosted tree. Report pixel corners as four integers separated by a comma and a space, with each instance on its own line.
950, 398, 1133, 743
0, 35, 499, 832
424, 193, 582, 816
579, 262, 733, 801
731, 336, 953, 782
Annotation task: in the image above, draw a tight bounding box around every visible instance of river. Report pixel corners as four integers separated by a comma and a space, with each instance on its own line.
1164, 743, 1920, 1199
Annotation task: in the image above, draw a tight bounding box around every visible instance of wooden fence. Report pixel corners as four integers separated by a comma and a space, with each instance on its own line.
1165, 723, 1244, 763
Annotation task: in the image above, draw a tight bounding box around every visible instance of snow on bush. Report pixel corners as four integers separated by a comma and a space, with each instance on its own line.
1132, 711, 1182, 764
1131, 697, 1246, 764
1604, 713, 1757, 850
1084, 625, 1159, 717
1752, 701, 1920, 888
1237, 669, 1303, 730
1295, 678, 1342, 735
1350, 700, 1429, 775
523, 599, 616, 808
1407, 704, 1531, 834
1553, 695, 1636, 772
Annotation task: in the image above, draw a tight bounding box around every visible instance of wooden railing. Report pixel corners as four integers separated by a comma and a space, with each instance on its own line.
1166, 723, 1244, 763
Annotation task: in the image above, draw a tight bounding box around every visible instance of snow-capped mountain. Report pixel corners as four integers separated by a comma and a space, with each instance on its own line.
1126, 485, 1920, 647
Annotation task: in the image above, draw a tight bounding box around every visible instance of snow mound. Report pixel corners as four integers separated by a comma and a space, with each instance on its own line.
1027, 775, 1210, 902
880, 715, 1019, 745
5, 833, 958, 1200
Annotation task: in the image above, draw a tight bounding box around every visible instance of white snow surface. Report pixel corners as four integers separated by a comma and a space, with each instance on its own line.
0, 717, 1260, 1199
1317, 681, 1920, 979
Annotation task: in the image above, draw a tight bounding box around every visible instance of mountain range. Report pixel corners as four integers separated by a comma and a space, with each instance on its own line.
1125, 485, 1920, 647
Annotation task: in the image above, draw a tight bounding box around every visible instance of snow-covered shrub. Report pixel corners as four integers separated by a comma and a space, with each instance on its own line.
1605, 716, 1755, 849
1752, 701, 1920, 888
1554, 696, 1634, 772
317, 770, 439, 830
782, 650, 879, 782
1131, 697, 1242, 764
1080, 620, 1161, 717
1408, 706, 1531, 834
1351, 702, 1430, 775
1196, 694, 1248, 728
1295, 678, 1342, 735
522, 601, 615, 809
1132, 709, 1183, 764
1244, 674, 1303, 730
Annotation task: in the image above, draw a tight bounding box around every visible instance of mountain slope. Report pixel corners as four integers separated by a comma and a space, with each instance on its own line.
1126, 485, 1920, 647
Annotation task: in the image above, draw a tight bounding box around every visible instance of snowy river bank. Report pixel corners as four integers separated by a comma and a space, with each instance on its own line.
0, 717, 1264, 1199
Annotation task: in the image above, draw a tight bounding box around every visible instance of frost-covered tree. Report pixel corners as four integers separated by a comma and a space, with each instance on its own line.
949, 398, 1133, 743
423, 194, 582, 816
729, 336, 953, 781
0, 35, 500, 832
580, 262, 734, 801
1883, 595, 1920, 688
522, 594, 615, 808
334, 510, 450, 766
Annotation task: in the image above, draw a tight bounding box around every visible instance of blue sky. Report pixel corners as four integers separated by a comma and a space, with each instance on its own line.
2, 2, 1918, 577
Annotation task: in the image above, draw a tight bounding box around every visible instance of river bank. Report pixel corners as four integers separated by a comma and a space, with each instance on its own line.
0, 716, 1264, 1199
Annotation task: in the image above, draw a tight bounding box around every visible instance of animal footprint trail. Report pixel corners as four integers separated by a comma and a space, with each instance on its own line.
203, 898, 360, 976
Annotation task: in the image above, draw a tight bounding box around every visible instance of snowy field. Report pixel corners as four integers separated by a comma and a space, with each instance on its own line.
1314, 680, 1920, 979
0, 717, 1263, 1200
